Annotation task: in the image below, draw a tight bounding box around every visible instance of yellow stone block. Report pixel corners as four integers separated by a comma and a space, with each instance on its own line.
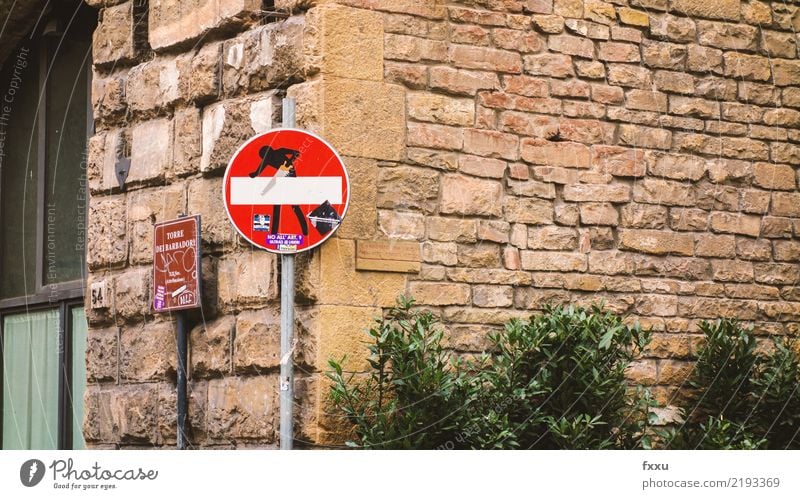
672, 0, 741, 21
618, 7, 649, 27
312, 372, 361, 445
303, 305, 382, 444
355, 239, 421, 273
336, 157, 378, 240
584, 0, 616, 24
315, 304, 379, 371
318, 238, 408, 308
288, 77, 406, 161
305, 4, 384, 82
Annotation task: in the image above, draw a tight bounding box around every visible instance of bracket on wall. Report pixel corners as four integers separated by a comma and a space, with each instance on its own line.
115, 136, 131, 192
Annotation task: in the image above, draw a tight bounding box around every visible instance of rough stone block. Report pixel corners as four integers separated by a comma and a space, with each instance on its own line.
504, 197, 554, 224
378, 210, 425, 240
427, 217, 478, 243
222, 17, 305, 96
441, 174, 502, 216
753, 162, 796, 190
190, 316, 234, 377
520, 251, 587, 271
86, 328, 118, 382
127, 183, 186, 264
377, 166, 439, 213
187, 177, 239, 247
87, 130, 123, 193
92, 69, 128, 124
234, 308, 281, 372
619, 229, 694, 256
156, 381, 207, 445
113, 385, 159, 443
200, 91, 281, 173
723, 52, 771, 81
87, 195, 128, 270
407, 92, 475, 127
149, 0, 262, 51
709, 212, 761, 237
126, 57, 181, 115
408, 281, 471, 306
120, 321, 177, 381
207, 375, 278, 441
672, 0, 741, 21
93, 2, 139, 66
171, 106, 202, 179
429, 66, 501, 95
129, 118, 174, 184
217, 251, 278, 309
180, 41, 223, 103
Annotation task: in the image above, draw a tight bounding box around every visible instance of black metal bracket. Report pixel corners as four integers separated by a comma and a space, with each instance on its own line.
114, 136, 130, 192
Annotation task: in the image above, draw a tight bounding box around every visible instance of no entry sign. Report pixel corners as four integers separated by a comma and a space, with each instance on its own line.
222, 128, 350, 254
152, 215, 202, 312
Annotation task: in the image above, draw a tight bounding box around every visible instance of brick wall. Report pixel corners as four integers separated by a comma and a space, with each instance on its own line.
366, 0, 800, 414
83, 0, 800, 448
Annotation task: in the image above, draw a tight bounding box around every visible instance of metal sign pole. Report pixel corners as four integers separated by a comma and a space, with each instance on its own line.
279, 97, 296, 450
154, 215, 201, 450
223, 99, 348, 449
176, 310, 188, 450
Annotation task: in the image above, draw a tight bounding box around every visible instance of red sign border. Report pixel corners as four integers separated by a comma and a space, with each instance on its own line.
222, 128, 351, 255
152, 215, 202, 313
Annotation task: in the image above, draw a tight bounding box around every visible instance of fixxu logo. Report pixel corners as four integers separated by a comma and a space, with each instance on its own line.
20, 459, 46, 487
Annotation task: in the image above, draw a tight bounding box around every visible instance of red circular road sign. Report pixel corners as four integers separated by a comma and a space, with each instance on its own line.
223, 129, 350, 254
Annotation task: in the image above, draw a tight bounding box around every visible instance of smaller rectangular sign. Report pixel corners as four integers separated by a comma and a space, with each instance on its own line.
153, 216, 202, 312
355, 240, 421, 273
229, 177, 343, 205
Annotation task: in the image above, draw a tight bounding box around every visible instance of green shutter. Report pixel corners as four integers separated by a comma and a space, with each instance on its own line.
2, 310, 59, 449
70, 307, 87, 449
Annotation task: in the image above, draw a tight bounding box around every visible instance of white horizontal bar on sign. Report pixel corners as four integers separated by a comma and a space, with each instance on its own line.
230, 177, 343, 205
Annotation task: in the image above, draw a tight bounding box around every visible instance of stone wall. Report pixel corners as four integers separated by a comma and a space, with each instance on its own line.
84, 0, 309, 448
83, 0, 800, 448
358, 0, 800, 416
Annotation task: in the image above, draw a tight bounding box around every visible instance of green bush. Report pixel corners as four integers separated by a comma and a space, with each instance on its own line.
327, 300, 655, 449
663, 416, 767, 450
467, 304, 654, 449
326, 297, 475, 449
328, 302, 800, 450
665, 319, 800, 450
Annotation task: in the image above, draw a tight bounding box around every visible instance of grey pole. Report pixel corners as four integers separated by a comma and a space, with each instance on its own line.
279, 97, 296, 450
176, 310, 188, 450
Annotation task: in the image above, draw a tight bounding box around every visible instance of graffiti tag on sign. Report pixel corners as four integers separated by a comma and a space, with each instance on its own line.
152, 216, 201, 312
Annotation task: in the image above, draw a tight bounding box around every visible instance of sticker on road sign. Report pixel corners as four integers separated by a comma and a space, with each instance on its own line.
222, 129, 350, 254
253, 214, 271, 232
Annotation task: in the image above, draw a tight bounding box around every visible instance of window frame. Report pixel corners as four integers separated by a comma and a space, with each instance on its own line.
0, 298, 85, 449
0, 4, 94, 450
0, 30, 93, 310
